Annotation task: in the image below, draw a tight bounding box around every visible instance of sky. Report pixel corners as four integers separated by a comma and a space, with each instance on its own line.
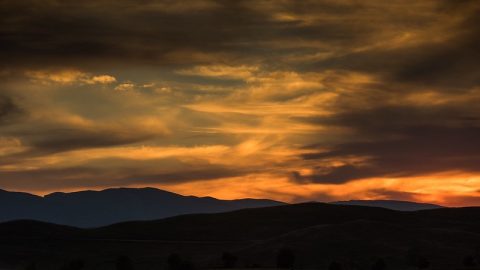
1, 0, 480, 206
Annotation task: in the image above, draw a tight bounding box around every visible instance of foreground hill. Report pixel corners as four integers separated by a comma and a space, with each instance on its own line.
331, 199, 444, 211
1, 203, 480, 270
0, 188, 284, 227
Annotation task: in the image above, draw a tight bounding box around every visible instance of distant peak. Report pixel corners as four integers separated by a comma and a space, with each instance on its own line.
0, 189, 42, 198
44, 187, 181, 198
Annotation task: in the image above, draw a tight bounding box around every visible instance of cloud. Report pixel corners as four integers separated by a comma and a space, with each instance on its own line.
115, 82, 135, 91
367, 189, 421, 202
85, 75, 117, 84
290, 165, 376, 184
0, 137, 25, 157
306, 1, 480, 91
0, 158, 252, 192
177, 65, 259, 80
30, 127, 155, 153
0, 100, 168, 156
1, 0, 480, 206
0, 0, 448, 69
0, 95, 22, 125
295, 105, 480, 183
118, 167, 248, 185
25, 69, 116, 85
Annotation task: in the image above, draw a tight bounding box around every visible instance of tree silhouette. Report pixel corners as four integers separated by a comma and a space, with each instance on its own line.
463, 255, 477, 267
371, 258, 386, 270
276, 248, 295, 269
167, 253, 193, 270
414, 256, 429, 269
60, 259, 85, 270
116, 255, 134, 270
407, 248, 429, 269
328, 261, 343, 270
168, 254, 182, 270
221, 252, 238, 268
25, 262, 37, 270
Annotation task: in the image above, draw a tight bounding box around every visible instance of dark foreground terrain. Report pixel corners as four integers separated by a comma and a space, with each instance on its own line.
1, 203, 480, 270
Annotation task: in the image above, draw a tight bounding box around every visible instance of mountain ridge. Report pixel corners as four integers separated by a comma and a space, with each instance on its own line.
0, 187, 452, 228
0, 187, 284, 227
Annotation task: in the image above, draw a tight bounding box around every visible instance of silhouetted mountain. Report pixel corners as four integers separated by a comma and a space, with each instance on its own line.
0, 187, 284, 227
1, 203, 479, 270
331, 199, 444, 211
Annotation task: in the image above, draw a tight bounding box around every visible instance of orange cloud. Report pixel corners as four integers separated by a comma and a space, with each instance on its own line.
25, 69, 116, 85
145, 172, 480, 207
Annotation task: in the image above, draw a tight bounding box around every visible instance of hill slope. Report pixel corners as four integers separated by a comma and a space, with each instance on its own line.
331, 199, 444, 211
1, 203, 480, 270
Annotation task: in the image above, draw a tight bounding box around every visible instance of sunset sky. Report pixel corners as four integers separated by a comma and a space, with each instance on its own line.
1, 0, 480, 206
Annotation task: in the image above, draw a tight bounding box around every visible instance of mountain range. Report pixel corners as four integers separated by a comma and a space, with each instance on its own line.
0, 187, 445, 228
0, 187, 283, 227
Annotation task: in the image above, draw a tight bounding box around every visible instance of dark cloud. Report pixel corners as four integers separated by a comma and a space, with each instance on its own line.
29, 128, 156, 152
0, 122, 160, 155
0, 0, 445, 70
290, 165, 377, 184
309, 1, 480, 90
0, 167, 105, 191
0, 94, 22, 124
118, 167, 247, 185
305, 104, 480, 138
2, 0, 477, 77
294, 106, 480, 183
0, 162, 250, 191
0, 0, 262, 68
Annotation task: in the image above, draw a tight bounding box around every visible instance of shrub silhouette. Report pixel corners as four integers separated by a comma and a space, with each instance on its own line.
116, 255, 134, 270
221, 252, 238, 268
60, 259, 85, 270
167, 253, 193, 270
407, 248, 429, 269
276, 248, 295, 269
25, 262, 37, 270
463, 255, 477, 267
371, 258, 386, 270
413, 256, 429, 269
328, 261, 343, 270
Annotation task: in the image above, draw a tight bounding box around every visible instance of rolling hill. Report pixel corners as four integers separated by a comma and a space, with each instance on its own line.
331, 199, 444, 211
1, 203, 480, 270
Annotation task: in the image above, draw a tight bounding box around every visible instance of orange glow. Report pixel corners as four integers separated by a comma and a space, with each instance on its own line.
27, 171, 476, 207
